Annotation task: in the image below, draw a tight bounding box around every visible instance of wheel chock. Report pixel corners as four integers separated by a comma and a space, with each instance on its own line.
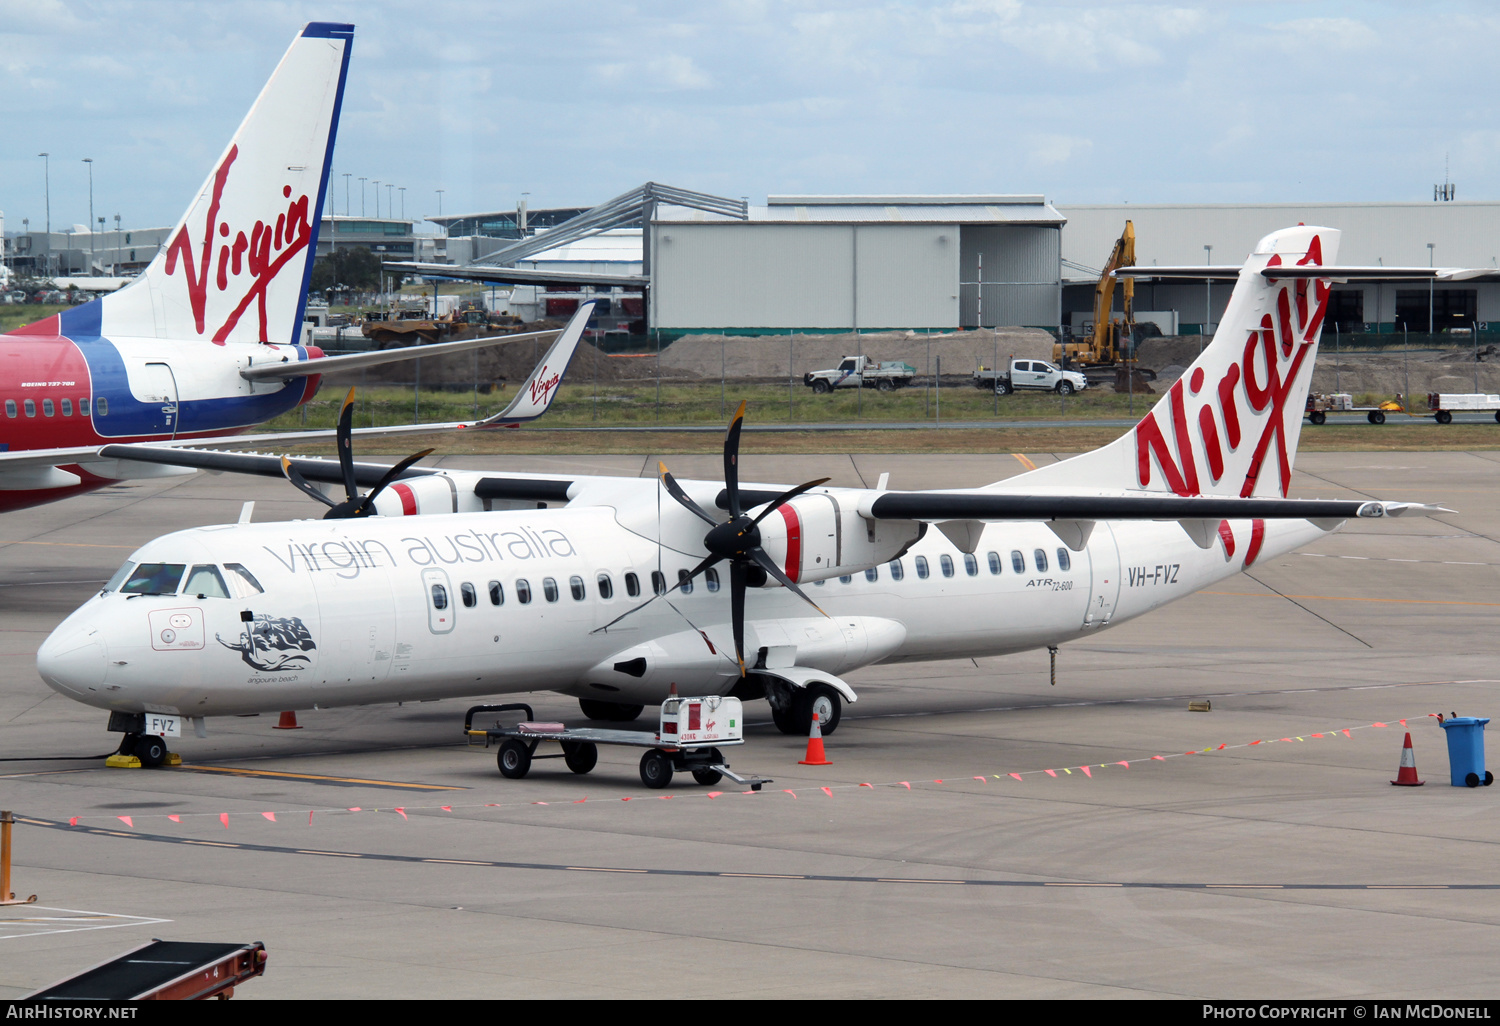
164, 753, 182, 767
105, 754, 142, 769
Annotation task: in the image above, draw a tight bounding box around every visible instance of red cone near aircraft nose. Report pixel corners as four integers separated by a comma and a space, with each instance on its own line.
274, 711, 302, 730
1391, 731, 1424, 786
798, 710, 832, 766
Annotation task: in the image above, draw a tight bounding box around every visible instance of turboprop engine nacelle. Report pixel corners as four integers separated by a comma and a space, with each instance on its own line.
751, 488, 923, 584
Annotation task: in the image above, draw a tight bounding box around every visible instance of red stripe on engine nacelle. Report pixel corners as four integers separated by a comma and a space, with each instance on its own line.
393, 482, 417, 516
777, 503, 801, 582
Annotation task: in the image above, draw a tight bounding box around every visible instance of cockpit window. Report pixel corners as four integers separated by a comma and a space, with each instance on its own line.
224, 563, 264, 598
120, 563, 186, 595
184, 565, 230, 599
104, 561, 136, 593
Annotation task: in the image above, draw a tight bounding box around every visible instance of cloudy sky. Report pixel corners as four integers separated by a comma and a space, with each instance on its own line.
2, 1, 1496, 232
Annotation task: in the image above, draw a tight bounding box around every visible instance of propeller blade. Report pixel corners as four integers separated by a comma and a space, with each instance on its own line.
730, 559, 748, 677
723, 400, 746, 518
590, 554, 723, 634
349, 448, 435, 517
747, 477, 832, 528
749, 547, 828, 618
280, 456, 336, 507
336, 387, 358, 503
659, 462, 718, 527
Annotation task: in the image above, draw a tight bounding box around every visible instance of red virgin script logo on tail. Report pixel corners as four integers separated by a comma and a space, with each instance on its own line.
163, 145, 313, 344
527, 366, 561, 407
1135, 237, 1330, 499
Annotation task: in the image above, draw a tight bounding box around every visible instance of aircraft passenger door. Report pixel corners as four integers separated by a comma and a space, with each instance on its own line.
422, 568, 455, 634
1083, 523, 1121, 629
142, 362, 180, 438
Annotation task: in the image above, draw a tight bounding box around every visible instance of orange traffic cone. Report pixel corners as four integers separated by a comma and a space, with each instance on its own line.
798, 711, 831, 766
1391, 732, 1424, 786
274, 711, 302, 730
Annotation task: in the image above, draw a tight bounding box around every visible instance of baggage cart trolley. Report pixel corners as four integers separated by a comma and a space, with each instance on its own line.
464, 695, 771, 791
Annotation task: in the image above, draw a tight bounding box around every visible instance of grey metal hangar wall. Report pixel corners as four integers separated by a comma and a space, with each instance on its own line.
648, 196, 1065, 332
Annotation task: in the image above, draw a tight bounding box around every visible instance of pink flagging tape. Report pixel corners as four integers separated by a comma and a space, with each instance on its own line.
1152, 755, 1165, 761
117, 816, 132, 828
973, 776, 986, 782
167, 815, 180, 823
860, 783, 874, 788
820, 787, 833, 797
900, 782, 911, 789
219, 813, 229, 829
1079, 766, 1092, 778
707, 792, 723, 799
1116, 761, 1129, 768
1045, 769, 1057, 778
783, 790, 797, 799
68, 817, 77, 826
262, 812, 276, 822
394, 808, 407, 821
441, 806, 452, 812
1009, 773, 1023, 781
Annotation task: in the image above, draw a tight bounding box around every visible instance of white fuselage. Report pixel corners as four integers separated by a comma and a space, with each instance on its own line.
36, 498, 1329, 718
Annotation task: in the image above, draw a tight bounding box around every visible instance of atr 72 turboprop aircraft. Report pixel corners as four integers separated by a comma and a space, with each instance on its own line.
37, 226, 1455, 766
0, 21, 582, 514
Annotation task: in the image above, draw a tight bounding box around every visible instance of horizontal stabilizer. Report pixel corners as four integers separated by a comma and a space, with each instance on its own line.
239, 328, 562, 381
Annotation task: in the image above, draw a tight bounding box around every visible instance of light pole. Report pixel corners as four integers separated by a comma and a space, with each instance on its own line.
114, 214, 121, 274
1203, 244, 1213, 350
342, 173, 351, 216
386, 183, 394, 220
38, 153, 50, 237
373, 180, 381, 219
399, 187, 405, 220
83, 158, 94, 275
358, 177, 367, 217
1427, 242, 1435, 335
436, 189, 444, 217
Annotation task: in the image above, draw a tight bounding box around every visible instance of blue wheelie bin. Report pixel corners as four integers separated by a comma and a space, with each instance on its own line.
1439, 716, 1492, 787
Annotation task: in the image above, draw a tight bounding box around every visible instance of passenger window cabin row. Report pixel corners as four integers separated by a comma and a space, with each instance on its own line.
431, 547, 1075, 612
4, 397, 106, 418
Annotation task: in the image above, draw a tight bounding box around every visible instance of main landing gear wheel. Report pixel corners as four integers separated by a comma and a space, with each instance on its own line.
1437, 411, 1454, 425
1309, 411, 1326, 425
778, 684, 842, 737
497, 738, 532, 779
639, 749, 673, 789
131, 734, 168, 768
561, 741, 598, 775
578, 699, 644, 722
1368, 410, 1386, 425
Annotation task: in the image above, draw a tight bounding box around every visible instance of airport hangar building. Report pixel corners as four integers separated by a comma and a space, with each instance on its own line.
402, 191, 1500, 339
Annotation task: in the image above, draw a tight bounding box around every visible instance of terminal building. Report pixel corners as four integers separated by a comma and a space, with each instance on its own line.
397, 188, 1500, 338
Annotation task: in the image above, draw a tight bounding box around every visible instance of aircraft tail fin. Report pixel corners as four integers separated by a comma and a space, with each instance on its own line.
88, 23, 353, 344
1002, 225, 1340, 499
479, 300, 597, 426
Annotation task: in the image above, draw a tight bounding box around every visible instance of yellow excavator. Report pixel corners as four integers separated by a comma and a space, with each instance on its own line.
1054, 220, 1152, 389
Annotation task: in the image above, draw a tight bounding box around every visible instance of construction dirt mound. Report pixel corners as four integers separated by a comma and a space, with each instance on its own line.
657, 327, 1057, 382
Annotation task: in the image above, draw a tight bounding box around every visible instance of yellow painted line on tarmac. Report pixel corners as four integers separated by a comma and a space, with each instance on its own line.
1202, 590, 1500, 608
181, 764, 466, 791
1011, 453, 1038, 471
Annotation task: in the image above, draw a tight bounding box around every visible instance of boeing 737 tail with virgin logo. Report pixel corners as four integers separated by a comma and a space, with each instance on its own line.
0, 22, 584, 514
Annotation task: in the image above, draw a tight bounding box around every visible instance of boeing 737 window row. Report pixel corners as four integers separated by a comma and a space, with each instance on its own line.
5, 397, 107, 419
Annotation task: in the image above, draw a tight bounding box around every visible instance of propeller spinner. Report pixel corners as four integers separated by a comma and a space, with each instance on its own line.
596, 401, 829, 675
279, 387, 434, 519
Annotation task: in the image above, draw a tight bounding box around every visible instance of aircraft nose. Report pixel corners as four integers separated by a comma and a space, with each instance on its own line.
37, 625, 106, 698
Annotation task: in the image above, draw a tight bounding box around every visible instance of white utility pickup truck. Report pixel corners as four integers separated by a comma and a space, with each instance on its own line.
804, 355, 917, 394
974, 358, 1089, 396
